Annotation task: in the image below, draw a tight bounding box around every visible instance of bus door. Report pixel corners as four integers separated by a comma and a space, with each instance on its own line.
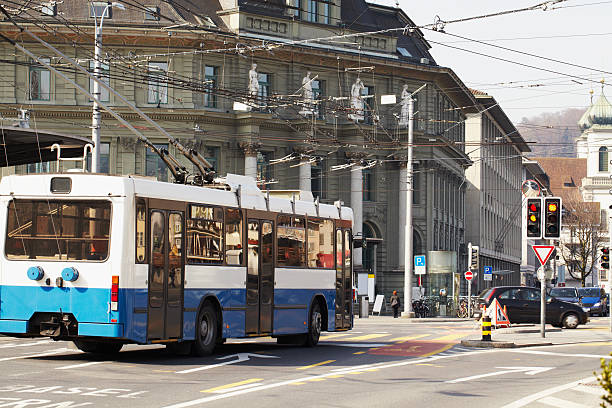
335, 228, 352, 330
245, 218, 274, 335
148, 209, 184, 341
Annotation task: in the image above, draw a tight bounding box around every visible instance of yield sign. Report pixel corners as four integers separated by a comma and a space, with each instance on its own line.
533, 245, 555, 265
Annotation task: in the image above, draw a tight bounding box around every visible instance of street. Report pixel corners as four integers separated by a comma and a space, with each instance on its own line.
0, 318, 609, 408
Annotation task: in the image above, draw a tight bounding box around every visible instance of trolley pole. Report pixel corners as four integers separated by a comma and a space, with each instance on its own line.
402, 84, 426, 318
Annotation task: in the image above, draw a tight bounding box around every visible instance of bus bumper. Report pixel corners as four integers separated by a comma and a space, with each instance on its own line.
0, 320, 123, 338
0, 319, 27, 333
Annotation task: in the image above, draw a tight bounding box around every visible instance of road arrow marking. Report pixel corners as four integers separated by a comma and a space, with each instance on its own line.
176, 353, 279, 374
446, 366, 554, 383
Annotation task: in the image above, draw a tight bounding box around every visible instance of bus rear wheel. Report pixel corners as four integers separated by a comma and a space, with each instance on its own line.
73, 340, 123, 354
304, 302, 322, 347
193, 303, 218, 356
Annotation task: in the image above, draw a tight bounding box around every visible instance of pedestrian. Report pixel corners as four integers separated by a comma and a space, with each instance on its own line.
390, 290, 401, 318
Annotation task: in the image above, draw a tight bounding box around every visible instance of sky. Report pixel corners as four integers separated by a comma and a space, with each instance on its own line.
370, 0, 612, 124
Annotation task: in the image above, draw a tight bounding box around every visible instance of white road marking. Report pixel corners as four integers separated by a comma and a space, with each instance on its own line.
510, 349, 612, 359
0, 349, 70, 362
0, 340, 52, 349
538, 396, 591, 408
572, 384, 606, 396
446, 366, 554, 383
162, 349, 497, 408
56, 361, 108, 370
176, 353, 279, 374
500, 376, 596, 408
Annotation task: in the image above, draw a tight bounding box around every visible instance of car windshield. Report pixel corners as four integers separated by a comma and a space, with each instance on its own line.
478, 289, 493, 300
550, 288, 577, 297
577, 288, 600, 297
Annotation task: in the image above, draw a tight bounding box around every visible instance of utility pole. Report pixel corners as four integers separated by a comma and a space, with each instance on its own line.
609, 212, 612, 334
402, 84, 426, 318
91, 2, 125, 173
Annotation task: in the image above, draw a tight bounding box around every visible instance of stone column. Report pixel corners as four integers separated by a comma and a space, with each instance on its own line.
299, 159, 312, 191
240, 142, 260, 180
347, 152, 367, 270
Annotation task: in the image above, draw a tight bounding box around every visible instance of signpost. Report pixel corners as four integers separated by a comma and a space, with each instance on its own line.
414, 255, 426, 288
532, 245, 555, 338
464, 271, 473, 318
484, 266, 492, 281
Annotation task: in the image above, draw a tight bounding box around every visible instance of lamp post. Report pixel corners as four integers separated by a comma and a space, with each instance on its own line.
91, 2, 124, 173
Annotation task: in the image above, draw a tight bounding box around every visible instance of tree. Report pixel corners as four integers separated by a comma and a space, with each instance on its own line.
596, 354, 612, 407
560, 192, 606, 287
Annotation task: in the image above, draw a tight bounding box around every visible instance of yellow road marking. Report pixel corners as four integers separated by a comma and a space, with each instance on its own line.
430, 333, 470, 342
416, 363, 443, 367
389, 334, 429, 342
342, 333, 389, 341
353, 351, 366, 355
290, 382, 306, 386
348, 372, 364, 375
308, 378, 326, 382
297, 360, 336, 370
364, 368, 379, 372
421, 343, 454, 357
153, 370, 175, 373
201, 378, 262, 393
328, 375, 344, 378
577, 341, 612, 346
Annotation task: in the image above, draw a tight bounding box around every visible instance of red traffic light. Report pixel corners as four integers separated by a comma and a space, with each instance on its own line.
529, 203, 537, 212
602, 248, 610, 255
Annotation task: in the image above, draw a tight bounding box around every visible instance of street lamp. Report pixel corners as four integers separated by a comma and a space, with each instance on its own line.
91, 2, 125, 173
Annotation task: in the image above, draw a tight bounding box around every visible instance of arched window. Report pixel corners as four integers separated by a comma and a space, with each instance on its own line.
599, 147, 608, 172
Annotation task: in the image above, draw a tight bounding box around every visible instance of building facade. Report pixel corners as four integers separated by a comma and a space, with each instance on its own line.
0, 0, 486, 311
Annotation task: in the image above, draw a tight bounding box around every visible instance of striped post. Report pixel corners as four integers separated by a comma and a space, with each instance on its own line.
482, 316, 491, 341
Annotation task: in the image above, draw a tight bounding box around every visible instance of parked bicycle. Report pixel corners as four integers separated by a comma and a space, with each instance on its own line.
456, 297, 477, 318
412, 299, 430, 318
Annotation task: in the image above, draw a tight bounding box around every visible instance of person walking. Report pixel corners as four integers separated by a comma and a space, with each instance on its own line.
390, 290, 401, 318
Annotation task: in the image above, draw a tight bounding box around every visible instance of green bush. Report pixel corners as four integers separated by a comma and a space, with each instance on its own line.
596, 354, 612, 408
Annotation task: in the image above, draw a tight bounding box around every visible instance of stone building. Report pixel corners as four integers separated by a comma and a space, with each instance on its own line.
464, 90, 529, 293
0, 0, 487, 310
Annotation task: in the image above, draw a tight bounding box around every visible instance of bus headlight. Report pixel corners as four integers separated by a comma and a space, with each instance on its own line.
27, 266, 44, 281
61, 267, 79, 282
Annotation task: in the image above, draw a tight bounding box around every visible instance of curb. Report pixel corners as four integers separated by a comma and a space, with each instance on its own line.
461, 339, 554, 348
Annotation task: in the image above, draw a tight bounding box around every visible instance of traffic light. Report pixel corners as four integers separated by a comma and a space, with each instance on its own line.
468, 242, 479, 271
543, 197, 562, 239
602, 248, 610, 270
526, 198, 542, 239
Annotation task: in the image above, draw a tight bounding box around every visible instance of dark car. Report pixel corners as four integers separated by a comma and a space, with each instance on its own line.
549, 287, 581, 304
577, 287, 608, 316
475, 286, 589, 329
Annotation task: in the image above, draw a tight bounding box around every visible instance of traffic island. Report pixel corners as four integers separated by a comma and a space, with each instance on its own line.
461, 339, 553, 348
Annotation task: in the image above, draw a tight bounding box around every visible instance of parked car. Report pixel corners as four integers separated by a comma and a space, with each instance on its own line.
577, 287, 608, 316
474, 286, 589, 329
549, 287, 581, 304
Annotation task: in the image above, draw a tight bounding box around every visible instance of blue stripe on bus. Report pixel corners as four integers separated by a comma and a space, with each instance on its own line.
0, 286, 341, 342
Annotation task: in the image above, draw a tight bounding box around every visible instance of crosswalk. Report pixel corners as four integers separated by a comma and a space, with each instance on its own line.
502, 376, 604, 408
319, 330, 473, 345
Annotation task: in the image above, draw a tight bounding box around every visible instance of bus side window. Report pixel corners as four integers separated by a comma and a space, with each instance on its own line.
136, 200, 146, 263
225, 208, 243, 265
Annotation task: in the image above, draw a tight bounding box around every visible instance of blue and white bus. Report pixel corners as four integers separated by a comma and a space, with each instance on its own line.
0, 173, 353, 354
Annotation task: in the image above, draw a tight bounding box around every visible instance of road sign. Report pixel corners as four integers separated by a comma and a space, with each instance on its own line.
484, 265, 492, 281
464, 271, 473, 281
414, 255, 426, 275
533, 245, 555, 265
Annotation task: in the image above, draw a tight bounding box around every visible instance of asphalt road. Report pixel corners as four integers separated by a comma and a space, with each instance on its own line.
0, 318, 610, 408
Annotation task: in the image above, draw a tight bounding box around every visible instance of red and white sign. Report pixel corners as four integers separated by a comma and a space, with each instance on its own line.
533, 245, 555, 265
464, 271, 473, 281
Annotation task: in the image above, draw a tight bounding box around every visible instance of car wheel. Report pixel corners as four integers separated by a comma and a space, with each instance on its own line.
562, 313, 580, 329
193, 303, 218, 356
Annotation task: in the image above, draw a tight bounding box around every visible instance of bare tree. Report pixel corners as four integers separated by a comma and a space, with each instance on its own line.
560, 192, 606, 287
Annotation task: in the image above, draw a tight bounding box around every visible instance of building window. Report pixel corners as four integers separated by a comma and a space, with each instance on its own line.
363, 168, 373, 201
412, 170, 420, 205
322, 2, 329, 24
147, 62, 168, 105
41, 3, 57, 16
99, 142, 110, 173
204, 66, 218, 108
29, 58, 51, 101
311, 159, 326, 199
599, 146, 608, 172
257, 151, 273, 184
362, 85, 374, 124
312, 79, 325, 119
258, 73, 271, 104
307, 0, 317, 22
90, 2, 111, 18
146, 143, 169, 182
204, 146, 220, 173
286, 0, 301, 18
144, 6, 160, 20
89, 61, 110, 102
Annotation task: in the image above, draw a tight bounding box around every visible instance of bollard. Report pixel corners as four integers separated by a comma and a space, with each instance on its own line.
482, 316, 491, 341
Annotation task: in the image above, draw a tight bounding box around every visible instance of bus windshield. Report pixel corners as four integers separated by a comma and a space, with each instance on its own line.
5, 199, 111, 261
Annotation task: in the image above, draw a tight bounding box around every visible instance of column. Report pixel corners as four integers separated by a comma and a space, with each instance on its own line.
299, 158, 312, 191
240, 142, 259, 180
351, 166, 363, 269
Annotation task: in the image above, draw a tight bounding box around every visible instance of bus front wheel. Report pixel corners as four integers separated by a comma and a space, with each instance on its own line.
193, 303, 218, 356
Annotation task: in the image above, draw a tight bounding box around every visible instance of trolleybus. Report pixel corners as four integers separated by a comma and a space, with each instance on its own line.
0, 173, 353, 355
